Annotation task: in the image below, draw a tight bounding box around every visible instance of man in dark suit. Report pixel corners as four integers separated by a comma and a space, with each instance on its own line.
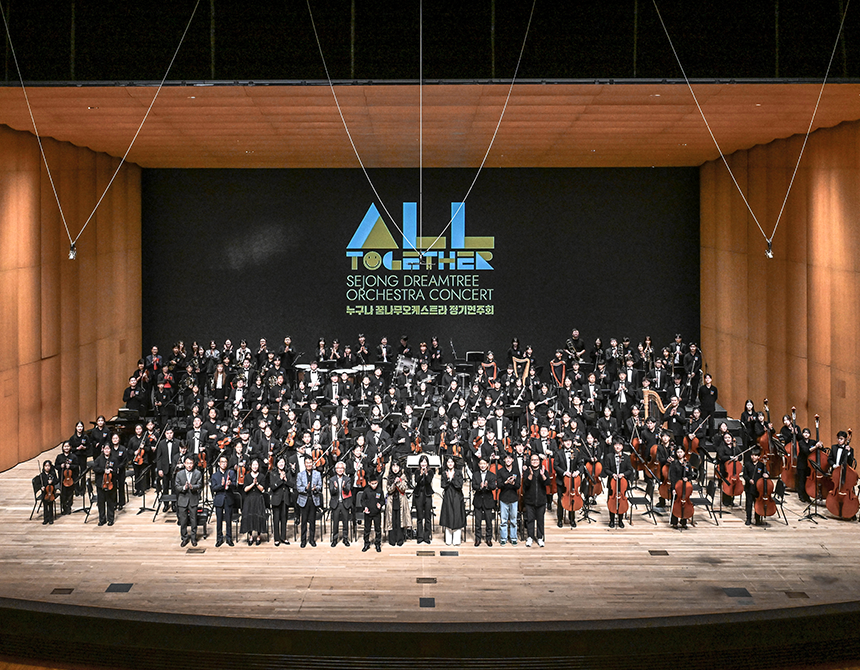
175, 454, 203, 547
603, 438, 634, 529
296, 456, 322, 547
155, 425, 179, 502
328, 460, 353, 547
472, 457, 498, 546
210, 455, 236, 546
185, 416, 209, 464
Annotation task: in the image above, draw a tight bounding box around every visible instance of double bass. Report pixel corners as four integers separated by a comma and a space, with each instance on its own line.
780, 407, 799, 491
826, 429, 859, 519
805, 414, 832, 500
761, 399, 784, 479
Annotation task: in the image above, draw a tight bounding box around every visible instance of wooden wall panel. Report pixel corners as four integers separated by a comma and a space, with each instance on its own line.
702, 119, 860, 442
0, 124, 142, 468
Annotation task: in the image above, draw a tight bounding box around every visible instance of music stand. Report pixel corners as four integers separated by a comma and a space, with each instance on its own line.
798, 460, 828, 523
136, 465, 156, 515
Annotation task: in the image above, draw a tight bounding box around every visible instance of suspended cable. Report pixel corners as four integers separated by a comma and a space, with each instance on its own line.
422, 0, 536, 255
306, 0, 422, 257
1, 0, 74, 248
0, 0, 201, 258
73, 0, 202, 248
653, 0, 850, 255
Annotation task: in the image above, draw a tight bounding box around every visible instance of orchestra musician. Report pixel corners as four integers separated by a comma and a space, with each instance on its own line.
829, 431, 855, 470
92, 443, 118, 526
743, 447, 767, 526
554, 435, 583, 529
39, 460, 57, 525
54, 442, 78, 516
668, 446, 692, 529
414, 454, 435, 544
603, 438, 634, 529
716, 430, 743, 507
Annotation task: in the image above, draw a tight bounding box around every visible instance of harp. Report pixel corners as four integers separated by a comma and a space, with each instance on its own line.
642, 389, 669, 425
512, 357, 531, 384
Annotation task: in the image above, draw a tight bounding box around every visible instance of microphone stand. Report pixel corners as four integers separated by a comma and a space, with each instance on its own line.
135, 464, 156, 514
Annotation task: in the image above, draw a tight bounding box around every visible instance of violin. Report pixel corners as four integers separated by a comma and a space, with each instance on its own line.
438, 429, 447, 456
44, 480, 56, 503
133, 446, 145, 466
607, 474, 629, 517
236, 464, 247, 485
826, 428, 859, 519
411, 430, 422, 455
356, 467, 367, 489
671, 462, 694, 521
374, 452, 384, 474
451, 436, 462, 459
806, 414, 832, 500
62, 466, 74, 489
103, 470, 114, 492
341, 419, 349, 436
472, 435, 483, 456
197, 450, 208, 470
332, 439, 341, 460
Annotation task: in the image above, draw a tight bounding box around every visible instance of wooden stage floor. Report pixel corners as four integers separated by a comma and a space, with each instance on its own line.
4, 448, 859, 627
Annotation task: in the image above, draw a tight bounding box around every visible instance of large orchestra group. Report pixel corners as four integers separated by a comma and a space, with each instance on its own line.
35, 330, 858, 549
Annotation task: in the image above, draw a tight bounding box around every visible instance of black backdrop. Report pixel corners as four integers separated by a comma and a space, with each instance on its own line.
142, 167, 700, 368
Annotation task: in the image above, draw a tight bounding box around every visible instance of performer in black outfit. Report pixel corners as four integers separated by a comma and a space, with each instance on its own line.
743, 447, 767, 526
269, 456, 293, 546
522, 452, 549, 547
362, 475, 384, 552
471, 457, 497, 546
603, 439, 634, 529
210, 455, 236, 546
413, 454, 435, 544
329, 460, 352, 547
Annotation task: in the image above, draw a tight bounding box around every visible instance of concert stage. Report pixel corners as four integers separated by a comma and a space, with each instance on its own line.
3, 449, 860, 670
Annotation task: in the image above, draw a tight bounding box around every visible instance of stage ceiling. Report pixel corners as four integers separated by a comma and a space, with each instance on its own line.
1, 82, 860, 168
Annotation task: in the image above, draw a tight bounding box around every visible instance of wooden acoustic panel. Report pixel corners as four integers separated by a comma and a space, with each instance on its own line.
1, 83, 860, 168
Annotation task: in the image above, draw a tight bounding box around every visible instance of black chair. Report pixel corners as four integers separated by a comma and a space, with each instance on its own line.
29, 475, 42, 521
772, 479, 789, 525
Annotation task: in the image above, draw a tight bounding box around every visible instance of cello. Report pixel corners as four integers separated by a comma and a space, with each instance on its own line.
607, 474, 629, 519
721, 437, 744, 500
805, 414, 832, 500
561, 472, 583, 513
754, 462, 777, 519
582, 441, 603, 497
671, 460, 694, 525
826, 429, 860, 520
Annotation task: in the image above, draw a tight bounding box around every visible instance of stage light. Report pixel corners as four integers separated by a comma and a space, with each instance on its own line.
68, 243, 77, 260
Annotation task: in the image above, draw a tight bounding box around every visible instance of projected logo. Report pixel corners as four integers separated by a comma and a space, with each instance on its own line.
346, 202, 494, 271
345, 202, 495, 317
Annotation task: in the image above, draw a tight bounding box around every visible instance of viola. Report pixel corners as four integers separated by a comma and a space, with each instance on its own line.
341, 419, 349, 436
133, 447, 145, 466
236, 465, 247, 485
62, 467, 74, 488
472, 435, 483, 456
197, 450, 208, 470
529, 423, 540, 440
672, 467, 694, 520
311, 445, 325, 469
438, 430, 448, 456
561, 472, 583, 512
754, 472, 777, 518
411, 431, 422, 454
607, 475, 629, 516
332, 439, 341, 459
44, 482, 56, 503
356, 468, 367, 489
103, 471, 114, 492
375, 453, 384, 474
451, 439, 462, 459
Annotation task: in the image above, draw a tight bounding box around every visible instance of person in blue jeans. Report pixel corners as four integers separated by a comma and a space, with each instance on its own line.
497, 452, 520, 545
